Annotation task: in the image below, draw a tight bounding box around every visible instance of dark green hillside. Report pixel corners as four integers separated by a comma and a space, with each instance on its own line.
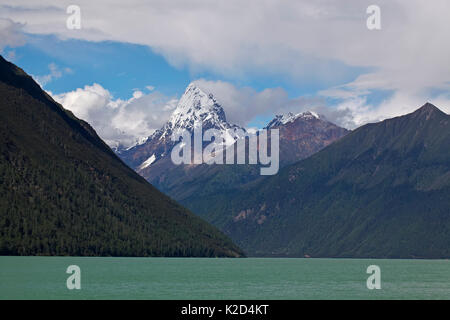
220, 103, 450, 258
0, 55, 243, 257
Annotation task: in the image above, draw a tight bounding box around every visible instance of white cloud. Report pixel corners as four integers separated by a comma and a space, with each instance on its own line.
333, 92, 450, 129
197, 78, 449, 129
1, 0, 449, 126
53, 83, 177, 149
2, 1, 448, 83
34, 62, 72, 87
194, 79, 325, 127
321, 73, 450, 128
0, 18, 25, 52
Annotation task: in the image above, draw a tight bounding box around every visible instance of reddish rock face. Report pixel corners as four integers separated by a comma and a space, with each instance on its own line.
268, 114, 349, 167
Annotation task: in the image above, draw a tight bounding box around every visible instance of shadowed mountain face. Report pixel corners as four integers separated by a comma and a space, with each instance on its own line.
0, 55, 243, 257
219, 103, 450, 258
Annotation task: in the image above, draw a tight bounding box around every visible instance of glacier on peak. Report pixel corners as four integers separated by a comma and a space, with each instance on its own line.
155, 82, 244, 141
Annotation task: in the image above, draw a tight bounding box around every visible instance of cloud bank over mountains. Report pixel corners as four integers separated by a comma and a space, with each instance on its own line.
1, 0, 449, 144
52, 80, 328, 148
0, 18, 25, 52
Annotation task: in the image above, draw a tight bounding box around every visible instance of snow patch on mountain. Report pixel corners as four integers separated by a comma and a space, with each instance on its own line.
266, 111, 322, 128
138, 154, 156, 170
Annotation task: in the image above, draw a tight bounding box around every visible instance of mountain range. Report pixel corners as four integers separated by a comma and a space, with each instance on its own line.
120, 84, 450, 258
220, 103, 450, 258
121, 83, 348, 174
0, 55, 243, 257
119, 84, 349, 226
2, 55, 448, 259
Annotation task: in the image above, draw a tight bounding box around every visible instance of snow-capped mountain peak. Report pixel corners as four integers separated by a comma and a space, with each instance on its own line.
153, 82, 243, 142
266, 111, 322, 129
119, 82, 245, 171
167, 82, 229, 132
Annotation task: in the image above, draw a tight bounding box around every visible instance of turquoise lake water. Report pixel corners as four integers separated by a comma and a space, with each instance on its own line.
0, 256, 449, 299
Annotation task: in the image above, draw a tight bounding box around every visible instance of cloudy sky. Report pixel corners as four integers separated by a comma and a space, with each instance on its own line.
1, 0, 449, 147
